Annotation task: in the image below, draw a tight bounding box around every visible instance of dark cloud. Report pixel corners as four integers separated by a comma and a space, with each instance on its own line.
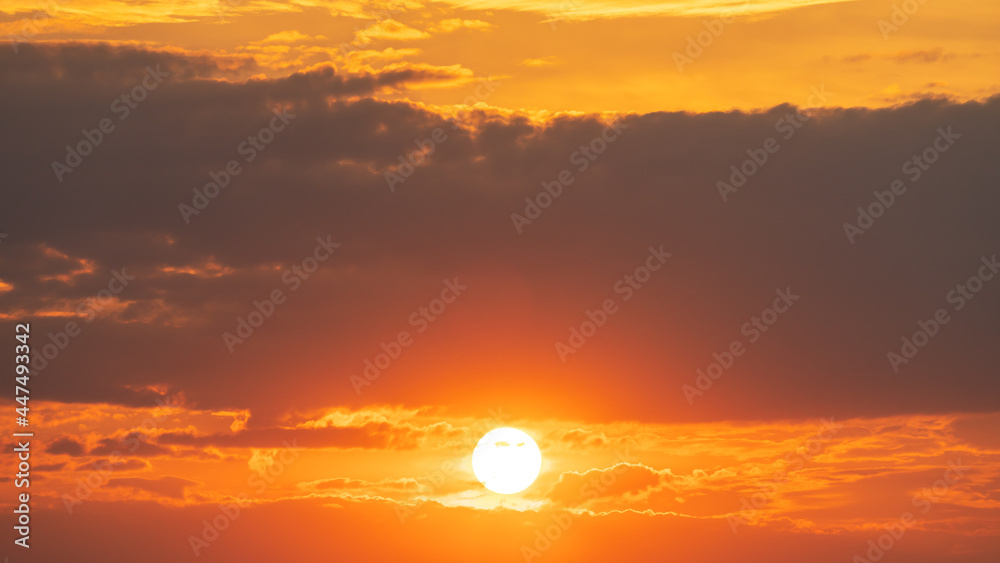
156, 423, 391, 449
47, 436, 86, 456
844, 49, 957, 64
299, 476, 421, 492
0, 41, 259, 87
74, 458, 150, 472
107, 476, 198, 498
550, 428, 608, 448
887, 48, 954, 63
89, 435, 175, 457
1, 43, 998, 426
35, 462, 68, 472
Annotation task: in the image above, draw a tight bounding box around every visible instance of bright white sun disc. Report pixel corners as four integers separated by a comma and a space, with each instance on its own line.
472, 427, 542, 494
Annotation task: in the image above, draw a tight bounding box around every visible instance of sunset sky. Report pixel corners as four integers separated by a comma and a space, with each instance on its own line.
2, 0, 999, 561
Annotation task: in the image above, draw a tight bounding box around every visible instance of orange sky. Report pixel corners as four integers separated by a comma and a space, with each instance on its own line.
7, 400, 1000, 561
2, 0, 1000, 561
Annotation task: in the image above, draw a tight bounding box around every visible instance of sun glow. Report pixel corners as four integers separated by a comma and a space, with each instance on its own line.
472, 428, 542, 494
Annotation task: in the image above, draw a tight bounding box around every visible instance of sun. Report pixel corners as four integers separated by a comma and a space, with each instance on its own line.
472, 427, 542, 494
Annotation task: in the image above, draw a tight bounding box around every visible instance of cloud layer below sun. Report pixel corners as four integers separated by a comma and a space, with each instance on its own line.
5, 401, 999, 561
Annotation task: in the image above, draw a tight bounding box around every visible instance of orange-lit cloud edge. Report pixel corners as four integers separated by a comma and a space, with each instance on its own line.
3, 396, 998, 563
7, 399, 999, 524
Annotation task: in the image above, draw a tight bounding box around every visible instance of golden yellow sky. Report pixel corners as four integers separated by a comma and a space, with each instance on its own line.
4, 0, 999, 113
